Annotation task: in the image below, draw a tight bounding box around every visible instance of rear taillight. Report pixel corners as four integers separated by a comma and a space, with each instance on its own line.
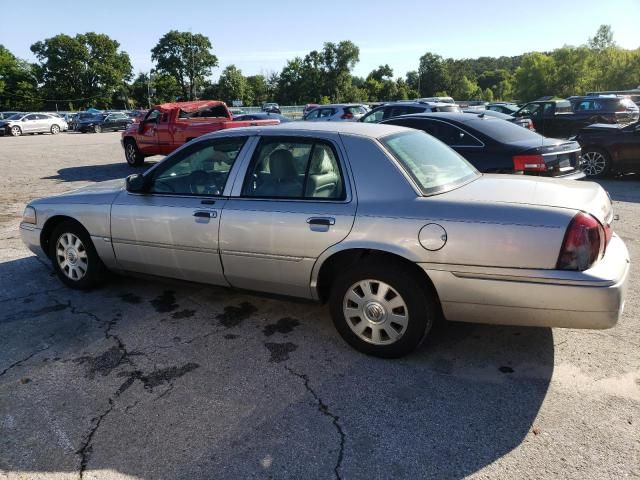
557, 212, 605, 271
341, 112, 353, 119
513, 154, 546, 172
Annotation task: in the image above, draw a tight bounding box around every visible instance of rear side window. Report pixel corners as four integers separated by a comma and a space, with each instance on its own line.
381, 131, 479, 196
411, 120, 482, 147
319, 109, 335, 118
242, 137, 345, 200
555, 101, 572, 113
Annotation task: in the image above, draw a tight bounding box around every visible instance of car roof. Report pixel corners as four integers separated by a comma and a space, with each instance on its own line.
389, 112, 483, 124
201, 121, 407, 139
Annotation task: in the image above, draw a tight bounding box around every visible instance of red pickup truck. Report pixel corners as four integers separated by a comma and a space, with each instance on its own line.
122, 100, 280, 166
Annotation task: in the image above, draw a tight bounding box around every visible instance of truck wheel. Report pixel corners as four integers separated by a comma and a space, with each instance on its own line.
124, 138, 144, 167
329, 259, 436, 358
582, 148, 611, 178
10, 126, 22, 137
50, 221, 106, 290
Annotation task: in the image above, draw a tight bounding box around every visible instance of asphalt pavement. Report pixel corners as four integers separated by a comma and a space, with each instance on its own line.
0, 132, 638, 479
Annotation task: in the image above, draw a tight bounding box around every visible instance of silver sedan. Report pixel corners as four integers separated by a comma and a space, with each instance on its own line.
20, 123, 630, 357
0, 112, 66, 136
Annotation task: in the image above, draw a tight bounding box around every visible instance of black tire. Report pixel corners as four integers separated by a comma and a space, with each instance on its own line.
49, 221, 106, 290
124, 138, 144, 166
329, 259, 437, 358
581, 147, 611, 178
93, 124, 102, 133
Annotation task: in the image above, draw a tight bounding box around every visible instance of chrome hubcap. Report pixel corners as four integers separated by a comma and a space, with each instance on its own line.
126, 144, 135, 162
56, 233, 88, 281
582, 151, 606, 176
11, 127, 20, 136
343, 279, 409, 345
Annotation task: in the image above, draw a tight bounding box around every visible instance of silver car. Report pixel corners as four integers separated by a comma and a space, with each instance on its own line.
20, 123, 630, 357
0, 112, 66, 136
304, 104, 367, 122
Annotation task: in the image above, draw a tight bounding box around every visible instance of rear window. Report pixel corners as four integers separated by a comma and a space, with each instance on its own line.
433, 105, 461, 112
464, 117, 543, 142
380, 130, 479, 196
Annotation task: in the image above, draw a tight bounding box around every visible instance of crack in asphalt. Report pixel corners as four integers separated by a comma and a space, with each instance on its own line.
284, 365, 345, 480
0, 344, 51, 377
76, 398, 115, 480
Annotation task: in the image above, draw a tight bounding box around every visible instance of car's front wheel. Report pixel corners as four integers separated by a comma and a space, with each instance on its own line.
50, 221, 106, 290
93, 124, 102, 133
329, 260, 436, 358
124, 138, 144, 166
582, 148, 611, 178
10, 126, 21, 137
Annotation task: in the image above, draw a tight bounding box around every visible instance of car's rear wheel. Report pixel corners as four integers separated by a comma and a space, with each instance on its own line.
10, 126, 21, 137
93, 124, 102, 133
124, 138, 144, 166
50, 124, 60, 135
50, 221, 106, 290
582, 148, 611, 178
329, 260, 436, 358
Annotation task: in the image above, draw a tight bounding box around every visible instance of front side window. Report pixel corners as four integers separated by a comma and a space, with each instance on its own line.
319, 109, 335, 118
361, 108, 385, 123
305, 109, 320, 120
381, 130, 479, 196
149, 137, 247, 196
25, 114, 38, 121
242, 137, 345, 200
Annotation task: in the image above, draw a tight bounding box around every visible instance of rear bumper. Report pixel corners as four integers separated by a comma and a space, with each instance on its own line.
420, 234, 630, 329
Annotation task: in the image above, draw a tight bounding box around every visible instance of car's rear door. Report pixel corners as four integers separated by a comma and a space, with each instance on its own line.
110, 135, 251, 284
219, 133, 356, 298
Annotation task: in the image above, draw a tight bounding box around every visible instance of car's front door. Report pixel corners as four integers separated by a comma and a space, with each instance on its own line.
110, 135, 251, 284
136, 109, 160, 155
219, 134, 357, 298
21, 114, 39, 133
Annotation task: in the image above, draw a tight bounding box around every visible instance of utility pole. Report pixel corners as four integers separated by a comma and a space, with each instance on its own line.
147, 72, 151, 108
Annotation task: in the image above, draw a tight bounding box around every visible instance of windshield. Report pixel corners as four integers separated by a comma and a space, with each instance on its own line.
7, 113, 23, 120
380, 130, 479, 196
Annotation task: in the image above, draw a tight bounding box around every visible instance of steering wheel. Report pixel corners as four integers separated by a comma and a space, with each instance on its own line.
189, 170, 220, 195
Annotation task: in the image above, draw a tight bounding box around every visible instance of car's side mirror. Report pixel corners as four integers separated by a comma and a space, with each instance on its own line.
126, 173, 146, 193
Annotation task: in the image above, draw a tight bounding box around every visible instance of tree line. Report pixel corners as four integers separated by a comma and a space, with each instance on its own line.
0, 25, 638, 111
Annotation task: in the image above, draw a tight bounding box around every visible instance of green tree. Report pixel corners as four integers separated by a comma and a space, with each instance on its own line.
151, 30, 218, 100
588, 25, 616, 51
30, 33, 132, 109
129, 71, 182, 107
417, 53, 449, 97
217, 65, 251, 106
0, 45, 40, 110
246, 75, 268, 105
514, 52, 557, 101
276, 58, 305, 104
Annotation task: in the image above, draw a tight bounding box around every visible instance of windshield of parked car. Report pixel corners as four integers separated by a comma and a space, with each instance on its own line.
464, 117, 543, 142
380, 130, 479, 195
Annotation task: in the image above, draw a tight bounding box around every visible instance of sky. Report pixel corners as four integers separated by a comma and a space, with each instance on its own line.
2, 0, 639, 81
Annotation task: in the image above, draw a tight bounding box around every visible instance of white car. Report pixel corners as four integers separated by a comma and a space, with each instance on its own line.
304, 104, 368, 122
0, 113, 67, 136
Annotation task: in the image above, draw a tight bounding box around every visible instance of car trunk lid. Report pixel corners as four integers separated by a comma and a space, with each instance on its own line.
442, 175, 613, 225
512, 139, 583, 177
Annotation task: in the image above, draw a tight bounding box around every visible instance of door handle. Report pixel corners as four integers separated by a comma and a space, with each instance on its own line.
193, 210, 217, 218
307, 217, 335, 226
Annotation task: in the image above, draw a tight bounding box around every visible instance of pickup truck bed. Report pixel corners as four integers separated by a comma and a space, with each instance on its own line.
122, 100, 280, 166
